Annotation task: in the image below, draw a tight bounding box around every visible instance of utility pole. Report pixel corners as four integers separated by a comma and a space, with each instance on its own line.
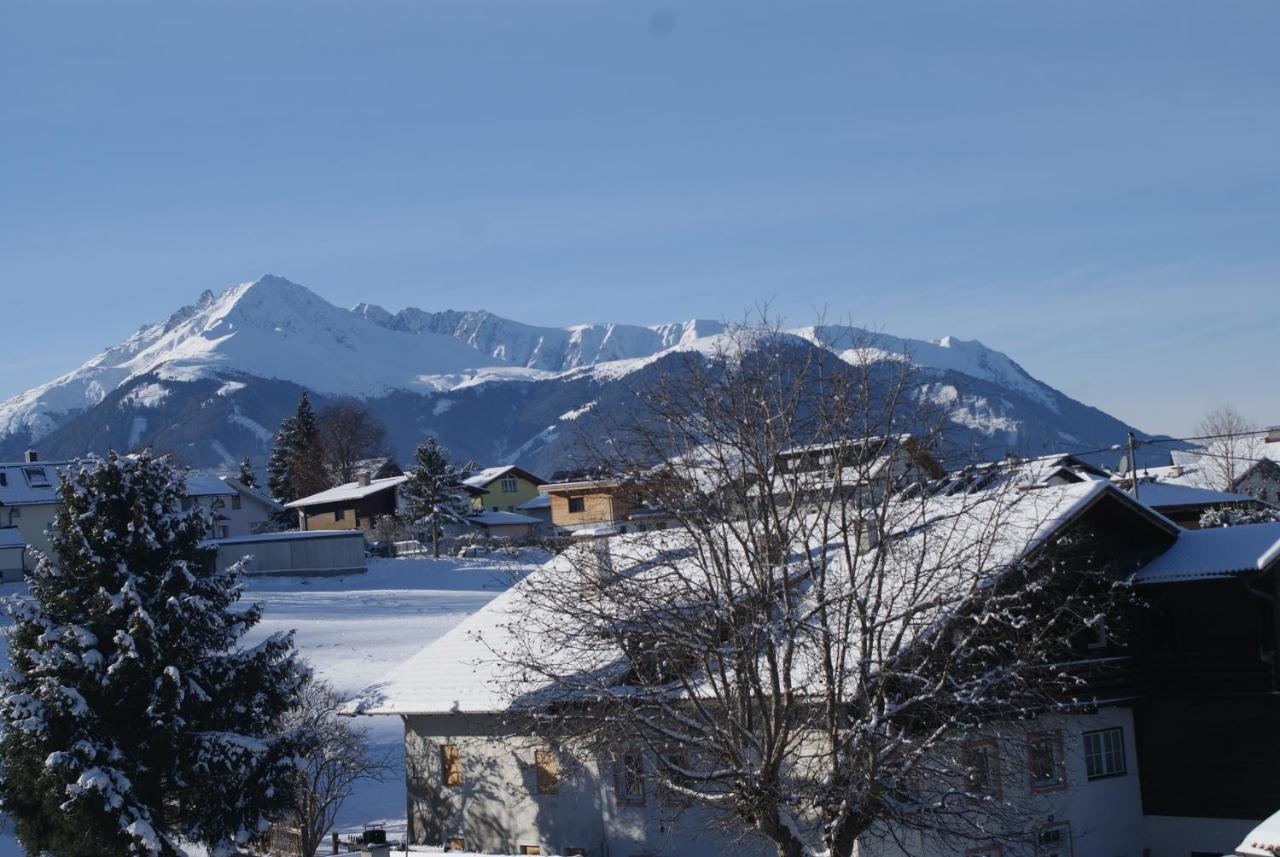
1127, 432, 1140, 502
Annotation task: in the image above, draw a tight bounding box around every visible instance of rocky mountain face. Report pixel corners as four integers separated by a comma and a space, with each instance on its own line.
0, 275, 1159, 474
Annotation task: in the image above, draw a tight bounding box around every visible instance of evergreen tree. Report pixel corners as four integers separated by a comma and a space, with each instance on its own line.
266, 413, 299, 503
237, 456, 257, 489
267, 392, 329, 512
401, 439, 470, 557
0, 452, 310, 856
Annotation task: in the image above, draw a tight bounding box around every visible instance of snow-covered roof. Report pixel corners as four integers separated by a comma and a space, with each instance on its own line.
1133, 523, 1280, 585
0, 460, 75, 506
1131, 481, 1255, 509
1236, 806, 1280, 856
461, 465, 546, 490
352, 481, 1167, 716
284, 475, 408, 508
0, 527, 25, 550
515, 494, 551, 511
184, 473, 237, 497
469, 511, 541, 527
219, 476, 285, 512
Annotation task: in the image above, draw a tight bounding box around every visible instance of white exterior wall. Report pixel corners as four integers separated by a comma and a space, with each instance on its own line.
4, 502, 56, 560
404, 708, 1148, 857
1142, 815, 1255, 857
858, 708, 1145, 857
404, 714, 772, 857
214, 489, 279, 537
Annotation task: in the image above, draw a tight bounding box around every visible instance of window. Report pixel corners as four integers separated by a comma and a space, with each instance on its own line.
1027, 732, 1065, 792
446, 837, 466, 851
215, 525, 229, 539
335, 508, 346, 521
23, 467, 49, 487
441, 744, 461, 787
1034, 823, 1071, 857
965, 847, 1003, 857
231, 494, 242, 510
535, 749, 559, 794
615, 750, 646, 806
568, 496, 586, 514
1083, 727, 1126, 780
658, 751, 692, 807
0, 472, 7, 486
963, 741, 1000, 798
501, 475, 519, 493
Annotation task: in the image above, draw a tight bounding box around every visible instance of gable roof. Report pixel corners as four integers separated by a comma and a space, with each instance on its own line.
462, 465, 546, 490
284, 474, 407, 508
1131, 481, 1256, 510
351, 481, 1174, 717
219, 476, 285, 512
0, 460, 75, 506
1133, 522, 1280, 584
184, 473, 237, 497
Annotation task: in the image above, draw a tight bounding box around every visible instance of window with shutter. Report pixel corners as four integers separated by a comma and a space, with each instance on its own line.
535, 749, 559, 794
441, 744, 461, 787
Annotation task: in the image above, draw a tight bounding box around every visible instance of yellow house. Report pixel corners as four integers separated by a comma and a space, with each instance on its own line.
0, 453, 71, 561
462, 466, 547, 514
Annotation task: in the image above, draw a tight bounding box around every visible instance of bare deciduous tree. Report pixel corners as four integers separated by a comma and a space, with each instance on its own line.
319, 399, 388, 484
496, 323, 1136, 857
286, 679, 392, 857
1195, 404, 1260, 491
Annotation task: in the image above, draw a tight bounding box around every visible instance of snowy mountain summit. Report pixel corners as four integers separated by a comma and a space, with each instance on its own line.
0, 275, 1144, 471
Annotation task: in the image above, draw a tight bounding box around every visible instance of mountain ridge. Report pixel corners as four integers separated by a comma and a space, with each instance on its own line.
0, 275, 1158, 472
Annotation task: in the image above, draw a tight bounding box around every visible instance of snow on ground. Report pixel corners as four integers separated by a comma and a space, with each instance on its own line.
244, 553, 541, 843
0, 551, 544, 854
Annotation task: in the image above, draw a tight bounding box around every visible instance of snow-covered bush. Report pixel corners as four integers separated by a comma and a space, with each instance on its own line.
1199, 504, 1280, 528
0, 451, 311, 856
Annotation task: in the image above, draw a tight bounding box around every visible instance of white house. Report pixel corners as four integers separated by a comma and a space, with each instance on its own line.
351, 480, 1188, 857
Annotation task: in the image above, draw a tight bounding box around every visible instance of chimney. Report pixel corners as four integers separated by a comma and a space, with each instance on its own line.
24, 450, 37, 463
357, 472, 371, 487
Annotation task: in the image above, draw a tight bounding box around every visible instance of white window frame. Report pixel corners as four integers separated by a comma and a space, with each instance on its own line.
1082, 726, 1126, 780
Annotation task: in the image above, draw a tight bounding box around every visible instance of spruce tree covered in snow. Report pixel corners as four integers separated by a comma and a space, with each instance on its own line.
0, 451, 310, 856
236, 456, 257, 489
401, 438, 469, 557
266, 391, 328, 509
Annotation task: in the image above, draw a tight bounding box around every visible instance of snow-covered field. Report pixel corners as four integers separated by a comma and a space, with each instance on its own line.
0, 552, 542, 855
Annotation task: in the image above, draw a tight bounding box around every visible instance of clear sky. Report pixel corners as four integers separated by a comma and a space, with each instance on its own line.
2, 1, 1276, 436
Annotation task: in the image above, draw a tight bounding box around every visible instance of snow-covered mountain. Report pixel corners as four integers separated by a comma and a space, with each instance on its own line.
0, 276, 504, 442
352, 304, 728, 372
0, 275, 1158, 472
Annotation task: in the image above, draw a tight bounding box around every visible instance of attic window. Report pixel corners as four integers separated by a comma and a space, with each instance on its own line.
23, 467, 49, 487
501, 475, 519, 493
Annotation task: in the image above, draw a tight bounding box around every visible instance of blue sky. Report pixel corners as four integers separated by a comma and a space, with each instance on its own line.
2, 1, 1276, 435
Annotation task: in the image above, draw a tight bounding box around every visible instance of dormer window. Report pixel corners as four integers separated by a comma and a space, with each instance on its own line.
23, 467, 49, 487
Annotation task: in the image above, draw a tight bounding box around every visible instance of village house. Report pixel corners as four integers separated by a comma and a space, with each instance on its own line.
538, 477, 674, 537
0, 451, 281, 563
285, 471, 408, 532
462, 465, 547, 514
349, 478, 1280, 857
